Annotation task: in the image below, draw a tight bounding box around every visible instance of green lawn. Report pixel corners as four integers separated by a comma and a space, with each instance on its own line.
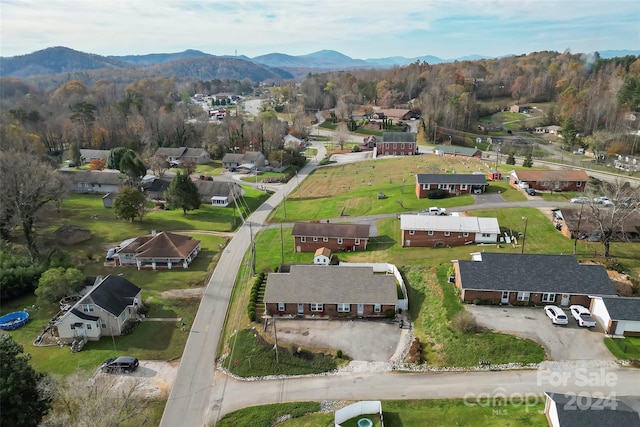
193, 161, 225, 176
217, 399, 547, 427
604, 337, 640, 359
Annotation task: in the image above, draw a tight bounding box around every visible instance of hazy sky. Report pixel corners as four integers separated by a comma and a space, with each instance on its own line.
1, 0, 638, 59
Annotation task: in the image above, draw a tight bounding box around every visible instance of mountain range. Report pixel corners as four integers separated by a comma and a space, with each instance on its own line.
1, 46, 638, 81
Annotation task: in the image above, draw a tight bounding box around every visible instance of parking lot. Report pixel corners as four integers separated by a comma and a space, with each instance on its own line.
265, 318, 403, 362
465, 305, 614, 361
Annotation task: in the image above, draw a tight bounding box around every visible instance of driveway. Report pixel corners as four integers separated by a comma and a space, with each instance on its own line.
265, 318, 403, 362
465, 305, 614, 361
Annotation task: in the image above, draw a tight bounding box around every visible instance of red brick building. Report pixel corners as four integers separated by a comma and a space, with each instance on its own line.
400, 214, 499, 247
509, 170, 589, 192
415, 173, 487, 198
291, 222, 370, 253
377, 132, 417, 156
263, 265, 397, 319
452, 252, 616, 305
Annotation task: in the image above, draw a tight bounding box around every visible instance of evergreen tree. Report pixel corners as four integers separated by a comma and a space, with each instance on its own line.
164, 171, 201, 214
68, 143, 81, 167
0, 333, 51, 427
119, 150, 146, 185
107, 147, 128, 170
523, 152, 533, 167
506, 152, 516, 165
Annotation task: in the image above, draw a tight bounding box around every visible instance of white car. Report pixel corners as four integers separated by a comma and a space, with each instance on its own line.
593, 197, 613, 206
570, 197, 590, 204
544, 305, 568, 325
569, 305, 596, 327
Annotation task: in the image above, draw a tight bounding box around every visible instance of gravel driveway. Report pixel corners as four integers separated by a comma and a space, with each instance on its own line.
465, 305, 614, 361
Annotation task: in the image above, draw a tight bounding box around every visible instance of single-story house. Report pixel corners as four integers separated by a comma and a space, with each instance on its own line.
291, 222, 370, 253
589, 296, 640, 337
544, 392, 640, 427
154, 147, 211, 165
112, 231, 201, 270
221, 151, 266, 170
53, 275, 141, 344
415, 173, 487, 198
79, 149, 111, 164
193, 179, 242, 207
452, 252, 617, 306
535, 125, 563, 135
555, 208, 640, 241
61, 170, 126, 194
432, 144, 482, 158
509, 169, 589, 192
283, 134, 303, 149
313, 247, 332, 265
377, 132, 417, 156
510, 104, 531, 113
263, 265, 397, 318
400, 214, 500, 247
614, 154, 640, 173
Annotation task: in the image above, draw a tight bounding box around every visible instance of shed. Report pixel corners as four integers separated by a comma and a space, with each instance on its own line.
488, 170, 502, 180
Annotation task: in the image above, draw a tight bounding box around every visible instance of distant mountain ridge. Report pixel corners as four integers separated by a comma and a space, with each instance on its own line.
1, 46, 638, 80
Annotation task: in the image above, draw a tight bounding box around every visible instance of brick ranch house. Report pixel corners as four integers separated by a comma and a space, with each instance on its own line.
452, 252, 617, 306
509, 169, 589, 192
376, 132, 417, 156
415, 173, 487, 198
400, 214, 499, 247
263, 265, 397, 318
291, 222, 370, 253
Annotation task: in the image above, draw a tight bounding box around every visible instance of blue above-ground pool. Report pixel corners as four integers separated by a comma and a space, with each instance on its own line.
357, 418, 373, 427
0, 311, 29, 331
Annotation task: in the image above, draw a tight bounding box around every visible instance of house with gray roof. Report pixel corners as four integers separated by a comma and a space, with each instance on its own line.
589, 296, 640, 336
79, 149, 111, 164
292, 222, 370, 253
221, 151, 266, 170
432, 144, 482, 158
61, 170, 126, 194
452, 253, 617, 306
415, 173, 487, 198
378, 132, 417, 156
263, 265, 397, 318
400, 214, 499, 247
154, 147, 211, 165
193, 179, 241, 207
544, 392, 640, 427
53, 275, 141, 344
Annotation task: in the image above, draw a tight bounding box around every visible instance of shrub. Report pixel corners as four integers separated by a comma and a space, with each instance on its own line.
121, 318, 140, 335
384, 309, 396, 318
137, 303, 150, 316
452, 311, 480, 333
426, 189, 446, 199
248, 310, 256, 322
336, 349, 343, 359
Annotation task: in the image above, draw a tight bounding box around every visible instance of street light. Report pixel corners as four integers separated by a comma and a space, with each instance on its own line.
521, 216, 528, 254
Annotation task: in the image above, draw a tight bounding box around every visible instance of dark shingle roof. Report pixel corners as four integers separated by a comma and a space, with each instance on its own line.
193, 180, 240, 199
61, 170, 126, 186
457, 253, 616, 295
432, 145, 482, 157
155, 147, 187, 158
264, 265, 397, 305
291, 222, 370, 239
382, 132, 416, 143
545, 393, 640, 427
599, 297, 640, 321
416, 173, 487, 185
70, 308, 99, 321
82, 275, 141, 316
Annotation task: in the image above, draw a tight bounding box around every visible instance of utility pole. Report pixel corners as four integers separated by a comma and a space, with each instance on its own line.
283, 194, 287, 220
573, 202, 585, 256
433, 123, 437, 143
521, 216, 529, 254
280, 222, 284, 266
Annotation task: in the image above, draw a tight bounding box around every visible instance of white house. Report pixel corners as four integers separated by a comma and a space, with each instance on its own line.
313, 247, 332, 265
589, 296, 640, 337
400, 215, 500, 247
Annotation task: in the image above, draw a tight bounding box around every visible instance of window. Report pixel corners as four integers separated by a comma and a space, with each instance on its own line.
310, 303, 323, 312
301, 236, 306, 242
278, 303, 285, 311
428, 230, 434, 236
77, 183, 83, 188
355, 239, 360, 245
323, 237, 328, 242
385, 143, 389, 148
438, 184, 448, 189
82, 304, 94, 312
393, 143, 397, 149
409, 230, 415, 235
86, 324, 92, 330
444, 231, 450, 237
463, 232, 469, 237
374, 304, 381, 313
542, 293, 556, 303
517, 292, 530, 301
577, 181, 582, 187
401, 143, 405, 149
313, 237, 318, 242
337, 303, 350, 312
100, 319, 107, 328
482, 233, 491, 238
461, 184, 468, 190
337, 238, 343, 244
70, 324, 75, 330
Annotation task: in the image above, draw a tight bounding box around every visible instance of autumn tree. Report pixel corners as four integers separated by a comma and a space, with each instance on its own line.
88, 159, 106, 170
114, 187, 148, 222
164, 171, 201, 214
35, 267, 84, 305
0, 333, 52, 427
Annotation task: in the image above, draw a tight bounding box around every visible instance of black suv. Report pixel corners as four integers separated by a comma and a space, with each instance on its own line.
101, 356, 139, 373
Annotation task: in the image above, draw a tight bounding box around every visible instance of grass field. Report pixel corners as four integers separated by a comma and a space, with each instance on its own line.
217, 399, 547, 427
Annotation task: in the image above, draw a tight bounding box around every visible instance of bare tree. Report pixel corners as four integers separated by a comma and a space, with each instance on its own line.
585, 179, 640, 257
149, 154, 169, 178
335, 122, 349, 151
41, 371, 150, 427
0, 142, 69, 261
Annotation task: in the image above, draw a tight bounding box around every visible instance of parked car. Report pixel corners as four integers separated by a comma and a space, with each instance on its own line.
526, 188, 537, 196
544, 305, 569, 325
101, 356, 139, 374
570, 197, 590, 204
421, 207, 447, 216
593, 197, 613, 206
569, 305, 596, 327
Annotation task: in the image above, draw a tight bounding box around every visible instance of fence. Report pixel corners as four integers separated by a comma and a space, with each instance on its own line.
335, 401, 383, 427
